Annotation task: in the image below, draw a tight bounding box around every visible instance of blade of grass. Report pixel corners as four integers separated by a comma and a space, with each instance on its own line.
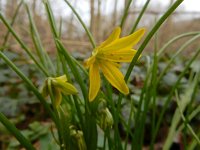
129, 0, 150, 34
44, 0, 88, 77
175, 91, 200, 146
103, 79, 123, 149
25, 3, 55, 74
157, 33, 200, 82
178, 105, 200, 132
0, 113, 35, 150
2, 0, 24, 46
134, 46, 158, 149
130, 55, 152, 149
0, 13, 49, 76
63, 0, 96, 48
188, 131, 200, 150
120, 0, 133, 28
150, 32, 159, 150
157, 31, 200, 56
43, 0, 59, 38
151, 46, 200, 147
163, 73, 199, 150
55, 40, 88, 104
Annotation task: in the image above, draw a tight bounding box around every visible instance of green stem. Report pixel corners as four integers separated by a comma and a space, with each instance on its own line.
25, 4, 46, 66
158, 31, 200, 56
64, 0, 96, 48
176, 92, 200, 145
157, 33, 200, 82
0, 112, 35, 150
2, 0, 24, 46
44, 0, 59, 38
120, 0, 133, 28
25, 3, 55, 75
55, 40, 88, 101
130, 0, 150, 34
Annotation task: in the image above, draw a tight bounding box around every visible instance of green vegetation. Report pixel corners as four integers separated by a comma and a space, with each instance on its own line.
0, 0, 200, 149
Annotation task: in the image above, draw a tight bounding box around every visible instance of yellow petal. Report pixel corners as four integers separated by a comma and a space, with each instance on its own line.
98, 49, 137, 62
40, 80, 49, 97
55, 75, 68, 82
59, 82, 78, 95
99, 61, 129, 95
99, 27, 121, 48
89, 62, 100, 101
84, 56, 95, 68
52, 80, 78, 95
101, 28, 145, 51
53, 88, 62, 108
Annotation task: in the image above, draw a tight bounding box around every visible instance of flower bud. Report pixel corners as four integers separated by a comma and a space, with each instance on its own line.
40, 75, 78, 108
70, 126, 87, 150
97, 108, 113, 130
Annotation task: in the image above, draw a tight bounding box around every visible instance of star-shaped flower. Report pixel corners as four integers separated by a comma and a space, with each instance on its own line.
85, 27, 145, 101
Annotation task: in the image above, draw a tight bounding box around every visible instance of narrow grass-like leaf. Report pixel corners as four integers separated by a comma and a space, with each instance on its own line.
55, 40, 88, 101
129, 0, 150, 34
158, 34, 200, 82
175, 91, 200, 146
0, 113, 35, 150
43, 0, 59, 38
2, 0, 23, 46
163, 74, 198, 150
25, 3, 55, 75
151, 47, 200, 146
120, 0, 133, 28
0, 13, 49, 76
158, 32, 200, 56
64, 0, 96, 48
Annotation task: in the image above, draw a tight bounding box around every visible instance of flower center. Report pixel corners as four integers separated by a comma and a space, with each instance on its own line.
92, 48, 99, 57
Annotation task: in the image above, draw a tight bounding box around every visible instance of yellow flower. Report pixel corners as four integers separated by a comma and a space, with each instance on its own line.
85, 27, 145, 101
41, 75, 78, 108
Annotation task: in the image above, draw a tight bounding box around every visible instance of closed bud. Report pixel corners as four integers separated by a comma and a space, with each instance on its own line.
70, 126, 87, 150
97, 108, 113, 130
40, 75, 78, 108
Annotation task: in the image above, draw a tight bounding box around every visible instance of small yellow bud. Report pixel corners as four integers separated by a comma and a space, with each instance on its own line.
40, 75, 78, 108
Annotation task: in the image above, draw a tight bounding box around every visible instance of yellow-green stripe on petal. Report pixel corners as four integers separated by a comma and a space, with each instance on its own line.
89, 62, 100, 101
99, 61, 129, 95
